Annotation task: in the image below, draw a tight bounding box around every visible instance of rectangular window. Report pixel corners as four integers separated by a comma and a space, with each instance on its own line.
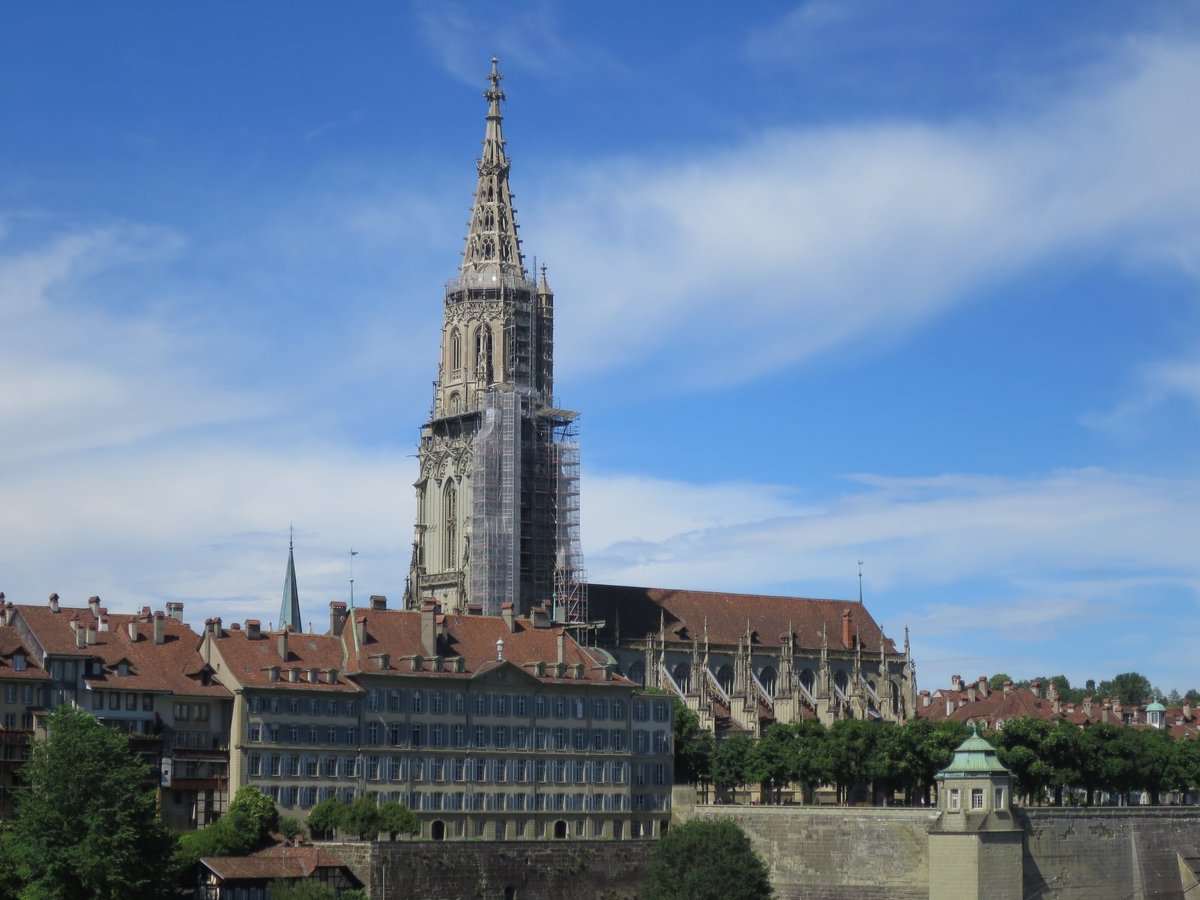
514, 695, 526, 716
268, 724, 279, 743
535, 696, 547, 718
995, 788, 1005, 809
431, 691, 444, 714
142, 693, 154, 711
91, 690, 104, 710
494, 725, 508, 749
495, 694, 507, 716
971, 788, 984, 809
248, 754, 261, 776
475, 693, 488, 715
3, 685, 15, 704
288, 724, 299, 743
612, 700, 625, 719
453, 724, 465, 748
247, 724, 261, 743
108, 692, 120, 710
431, 724, 444, 747
514, 726, 528, 750
328, 726, 337, 744
269, 755, 281, 776
367, 723, 379, 746
573, 728, 586, 751
950, 789, 960, 811
412, 691, 424, 713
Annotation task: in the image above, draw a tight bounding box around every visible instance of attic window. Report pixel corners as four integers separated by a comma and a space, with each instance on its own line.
268, 666, 280, 683
117, 661, 130, 677
13, 652, 27, 672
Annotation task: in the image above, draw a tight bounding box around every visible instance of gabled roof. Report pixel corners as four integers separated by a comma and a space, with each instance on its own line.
201, 845, 357, 882
341, 607, 632, 687
12, 602, 227, 698
589, 583, 896, 653
203, 627, 359, 694
0, 625, 49, 682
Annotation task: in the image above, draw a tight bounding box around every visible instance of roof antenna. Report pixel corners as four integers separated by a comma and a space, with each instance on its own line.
857, 560, 864, 604
349, 549, 359, 608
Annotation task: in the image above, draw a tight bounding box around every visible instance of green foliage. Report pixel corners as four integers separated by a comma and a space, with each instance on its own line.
279, 815, 305, 840
0, 828, 21, 900
1097, 672, 1153, 706
711, 733, 754, 792
341, 797, 382, 840
989, 673, 1013, 690
672, 700, 715, 784
175, 785, 279, 873
306, 797, 346, 839
378, 802, 420, 840
747, 723, 794, 801
229, 784, 280, 837
643, 820, 772, 900
9, 704, 177, 899
265, 880, 335, 900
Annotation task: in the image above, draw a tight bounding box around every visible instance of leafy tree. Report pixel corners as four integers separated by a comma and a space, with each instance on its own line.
279, 815, 306, 841
672, 701, 715, 785
711, 733, 754, 796
9, 704, 177, 899
790, 719, 830, 804
378, 802, 420, 840
993, 717, 1053, 804
989, 673, 1013, 691
306, 797, 346, 839
642, 820, 772, 900
906, 719, 968, 806
0, 828, 20, 900
1096, 672, 1153, 706
747, 724, 794, 803
176, 785, 280, 873
341, 797, 383, 840
1041, 722, 1084, 805
824, 719, 880, 805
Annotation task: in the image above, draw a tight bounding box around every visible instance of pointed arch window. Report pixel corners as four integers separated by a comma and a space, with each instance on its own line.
757, 665, 777, 697
475, 327, 493, 385
716, 665, 734, 695
450, 329, 462, 373
443, 481, 458, 570
672, 662, 690, 694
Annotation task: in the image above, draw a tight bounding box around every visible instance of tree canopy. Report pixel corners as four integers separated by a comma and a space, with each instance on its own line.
642, 819, 773, 900
8, 704, 177, 900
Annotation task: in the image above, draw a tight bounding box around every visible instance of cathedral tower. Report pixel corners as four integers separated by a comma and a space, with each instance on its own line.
407, 59, 586, 620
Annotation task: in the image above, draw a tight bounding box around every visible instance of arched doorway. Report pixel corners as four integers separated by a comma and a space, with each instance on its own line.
431, 820, 446, 841
553, 820, 567, 840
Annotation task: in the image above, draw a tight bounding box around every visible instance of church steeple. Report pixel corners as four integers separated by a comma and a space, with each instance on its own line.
461, 57, 525, 278
279, 531, 301, 632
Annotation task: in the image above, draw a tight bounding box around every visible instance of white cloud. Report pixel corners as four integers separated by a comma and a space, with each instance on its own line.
526, 36, 1200, 385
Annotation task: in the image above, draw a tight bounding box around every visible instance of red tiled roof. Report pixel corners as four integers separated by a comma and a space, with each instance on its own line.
341, 607, 631, 686
588, 583, 896, 653
201, 845, 352, 881
12, 603, 227, 698
0, 626, 49, 681
204, 628, 359, 693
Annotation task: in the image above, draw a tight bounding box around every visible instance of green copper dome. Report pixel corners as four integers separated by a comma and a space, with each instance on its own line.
936, 725, 1012, 779
1146, 701, 1166, 713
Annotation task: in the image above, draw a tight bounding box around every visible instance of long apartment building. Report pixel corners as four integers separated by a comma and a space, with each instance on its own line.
199, 595, 673, 841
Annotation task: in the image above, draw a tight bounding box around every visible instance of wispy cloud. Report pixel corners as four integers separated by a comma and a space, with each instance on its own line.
528, 36, 1200, 386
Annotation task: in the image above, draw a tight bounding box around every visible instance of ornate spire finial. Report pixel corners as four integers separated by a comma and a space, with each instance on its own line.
461, 56, 525, 278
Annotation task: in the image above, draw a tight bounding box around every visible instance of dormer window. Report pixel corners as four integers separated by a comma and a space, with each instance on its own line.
117, 661, 130, 677
12, 652, 26, 672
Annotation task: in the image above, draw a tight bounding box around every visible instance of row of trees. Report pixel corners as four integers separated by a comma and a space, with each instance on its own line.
675, 701, 1200, 806
988, 671, 1171, 706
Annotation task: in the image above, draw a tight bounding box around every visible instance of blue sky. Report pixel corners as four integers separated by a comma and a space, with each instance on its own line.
2, 1, 1199, 697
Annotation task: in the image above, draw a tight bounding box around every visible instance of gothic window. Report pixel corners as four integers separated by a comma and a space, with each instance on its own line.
672, 662, 690, 694
834, 671, 849, 694
449, 392, 461, 414
799, 668, 815, 694
475, 326, 493, 385
716, 665, 734, 695
758, 665, 777, 697
450, 329, 461, 371
443, 481, 458, 570
627, 660, 645, 686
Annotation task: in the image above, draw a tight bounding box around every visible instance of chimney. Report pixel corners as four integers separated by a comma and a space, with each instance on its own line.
967, 684, 976, 703
1185, 703, 1193, 721
2, 601, 13, 627
920, 690, 931, 708
277, 630, 289, 661
466, 603, 483, 616
1003, 680, 1013, 697
355, 614, 367, 647
531, 603, 551, 629
75, 623, 86, 649
978, 676, 989, 699
556, 627, 565, 665
49, 593, 60, 613
841, 610, 853, 649
211, 617, 222, 636
153, 611, 165, 645
420, 600, 437, 657
84, 622, 96, 645
501, 601, 515, 633
166, 601, 184, 622
329, 602, 348, 636
246, 619, 261, 640
946, 699, 954, 717
951, 674, 963, 692
1083, 696, 1093, 717
370, 594, 387, 611
88, 595, 100, 617
1030, 680, 1040, 698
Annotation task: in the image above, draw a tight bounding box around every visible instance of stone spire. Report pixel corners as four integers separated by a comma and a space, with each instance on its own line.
461, 57, 525, 278
279, 532, 301, 633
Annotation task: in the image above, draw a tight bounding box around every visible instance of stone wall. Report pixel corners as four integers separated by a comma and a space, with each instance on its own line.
1020, 808, 1200, 900
690, 806, 936, 900
324, 840, 653, 900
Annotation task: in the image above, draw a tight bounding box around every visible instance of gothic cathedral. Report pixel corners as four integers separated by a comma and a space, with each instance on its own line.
406, 59, 586, 621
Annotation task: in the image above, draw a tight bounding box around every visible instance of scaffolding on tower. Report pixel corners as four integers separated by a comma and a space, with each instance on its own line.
540, 408, 588, 624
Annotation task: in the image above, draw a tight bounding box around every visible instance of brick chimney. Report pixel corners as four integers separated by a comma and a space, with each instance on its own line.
153, 610, 165, 645
88, 595, 100, 617
166, 601, 184, 622
1083, 696, 1093, 717
246, 619, 262, 640
967, 683, 977, 703
420, 600, 437, 657
556, 627, 566, 665
370, 594, 387, 611
328, 602, 348, 636
1030, 680, 1040, 698
277, 629, 289, 661
1003, 680, 1013, 697
355, 614, 367, 647
951, 674, 963, 692
978, 675, 990, 699
841, 610, 853, 649
501, 601, 515, 633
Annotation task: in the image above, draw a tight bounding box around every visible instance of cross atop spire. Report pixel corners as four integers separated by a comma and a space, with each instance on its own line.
461, 56, 525, 278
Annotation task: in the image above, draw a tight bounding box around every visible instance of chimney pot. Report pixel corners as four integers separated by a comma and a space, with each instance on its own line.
841, 610, 853, 649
